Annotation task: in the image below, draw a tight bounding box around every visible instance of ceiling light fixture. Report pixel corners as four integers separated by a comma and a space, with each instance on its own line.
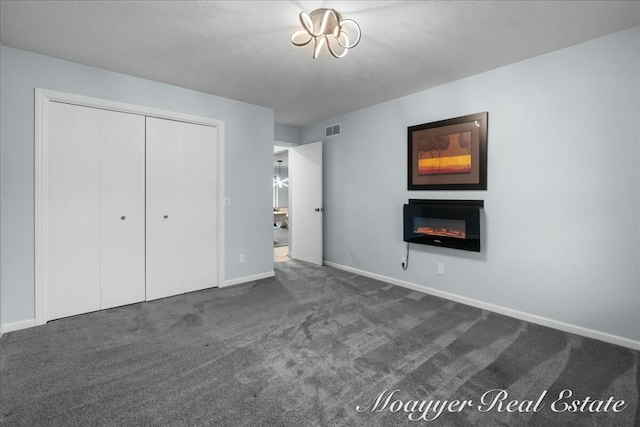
291, 8, 361, 59
274, 160, 289, 188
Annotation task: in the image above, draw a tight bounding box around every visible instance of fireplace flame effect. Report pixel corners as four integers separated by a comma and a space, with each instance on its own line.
415, 227, 466, 239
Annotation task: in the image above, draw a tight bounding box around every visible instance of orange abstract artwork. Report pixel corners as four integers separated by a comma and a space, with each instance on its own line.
417, 131, 471, 175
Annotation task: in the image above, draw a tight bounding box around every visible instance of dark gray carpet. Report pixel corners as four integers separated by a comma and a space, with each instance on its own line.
1, 260, 638, 426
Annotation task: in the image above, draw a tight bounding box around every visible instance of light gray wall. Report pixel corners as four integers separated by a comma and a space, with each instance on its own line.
301, 27, 640, 342
275, 123, 300, 145
0, 46, 275, 325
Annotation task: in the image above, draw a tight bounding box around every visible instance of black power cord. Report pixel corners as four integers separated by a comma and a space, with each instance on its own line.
402, 242, 409, 270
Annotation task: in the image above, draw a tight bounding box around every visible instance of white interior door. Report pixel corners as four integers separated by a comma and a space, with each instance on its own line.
49, 102, 102, 319
100, 110, 146, 309
290, 141, 323, 265
183, 122, 218, 292
146, 117, 185, 300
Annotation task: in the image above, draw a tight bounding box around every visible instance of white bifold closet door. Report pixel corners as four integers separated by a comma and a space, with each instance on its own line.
145, 117, 218, 300
99, 109, 146, 309
183, 123, 219, 293
49, 102, 145, 320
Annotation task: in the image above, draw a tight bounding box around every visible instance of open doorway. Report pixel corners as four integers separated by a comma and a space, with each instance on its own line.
273, 145, 290, 262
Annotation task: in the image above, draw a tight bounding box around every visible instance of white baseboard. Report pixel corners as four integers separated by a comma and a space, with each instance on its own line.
0, 318, 37, 337
222, 271, 275, 287
323, 261, 640, 351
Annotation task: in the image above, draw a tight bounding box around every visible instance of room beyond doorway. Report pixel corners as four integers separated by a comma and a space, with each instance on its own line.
273, 221, 289, 263
273, 145, 290, 262
273, 246, 289, 263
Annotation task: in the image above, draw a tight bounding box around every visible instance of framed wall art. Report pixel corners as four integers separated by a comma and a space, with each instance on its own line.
408, 112, 488, 190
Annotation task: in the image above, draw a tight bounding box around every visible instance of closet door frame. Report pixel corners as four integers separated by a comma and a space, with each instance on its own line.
35, 88, 225, 325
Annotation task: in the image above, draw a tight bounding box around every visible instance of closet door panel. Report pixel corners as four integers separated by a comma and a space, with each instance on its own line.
49, 102, 102, 319
146, 117, 184, 300
184, 123, 218, 292
100, 110, 146, 309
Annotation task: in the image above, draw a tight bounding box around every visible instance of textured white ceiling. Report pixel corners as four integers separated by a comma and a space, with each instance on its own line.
1, 1, 639, 126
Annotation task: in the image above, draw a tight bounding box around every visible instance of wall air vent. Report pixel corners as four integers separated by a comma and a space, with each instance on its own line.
325, 123, 341, 137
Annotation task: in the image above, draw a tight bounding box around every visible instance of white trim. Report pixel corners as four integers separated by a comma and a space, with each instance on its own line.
217, 123, 226, 295
35, 88, 225, 325
274, 141, 299, 148
36, 89, 223, 127
323, 261, 640, 351
0, 319, 37, 335
35, 89, 50, 325
222, 271, 275, 287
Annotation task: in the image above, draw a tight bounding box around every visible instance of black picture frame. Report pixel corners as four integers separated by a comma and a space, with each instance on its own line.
408, 112, 488, 190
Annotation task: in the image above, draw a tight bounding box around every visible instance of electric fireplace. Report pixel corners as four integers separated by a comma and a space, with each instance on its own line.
403, 199, 483, 252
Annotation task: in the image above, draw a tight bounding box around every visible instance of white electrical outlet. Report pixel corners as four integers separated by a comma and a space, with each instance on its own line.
401, 256, 407, 265
239, 254, 245, 264
437, 262, 445, 276
225, 197, 231, 207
